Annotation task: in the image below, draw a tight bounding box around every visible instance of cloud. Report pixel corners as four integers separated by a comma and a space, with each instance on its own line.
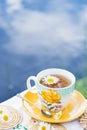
79, 5, 87, 27
2, 0, 87, 58
46, 0, 76, 12
6, 0, 22, 13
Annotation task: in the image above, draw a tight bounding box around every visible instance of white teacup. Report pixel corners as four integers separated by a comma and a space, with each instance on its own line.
27, 68, 76, 112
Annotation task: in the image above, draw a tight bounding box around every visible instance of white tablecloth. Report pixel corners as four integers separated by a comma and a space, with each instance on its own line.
1, 90, 83, 130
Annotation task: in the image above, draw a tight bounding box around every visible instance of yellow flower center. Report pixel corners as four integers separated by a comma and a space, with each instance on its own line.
41, 126, 46, 130
0, 110, 3, 114
3, 115, 9, 121
47, 78, 54, 83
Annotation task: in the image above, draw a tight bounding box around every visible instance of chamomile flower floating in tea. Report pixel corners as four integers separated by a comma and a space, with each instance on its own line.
38, 122, 51, 130
40, 74, 71, 88
41, 75, 59, 85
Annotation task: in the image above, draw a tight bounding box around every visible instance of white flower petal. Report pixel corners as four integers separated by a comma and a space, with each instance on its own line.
38, 122, 51, 130
42, 75, 59, 85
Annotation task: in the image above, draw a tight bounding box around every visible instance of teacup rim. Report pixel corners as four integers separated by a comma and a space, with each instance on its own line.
37, 68, 76, 90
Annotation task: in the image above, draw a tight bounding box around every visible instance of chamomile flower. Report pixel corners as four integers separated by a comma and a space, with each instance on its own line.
0, 109, 3, 114
0, 106, 5, 115
54, 111, 62, 120
42, 75, 59, 85
38, 122, 51, 130
2, 114, 9, 121
0, 106, 10, 122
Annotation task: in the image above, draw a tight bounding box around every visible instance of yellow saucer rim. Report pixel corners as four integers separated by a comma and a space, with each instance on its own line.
22, 90, 86, 123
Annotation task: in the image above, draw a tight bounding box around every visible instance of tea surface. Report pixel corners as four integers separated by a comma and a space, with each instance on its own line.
39, 74, 71, 88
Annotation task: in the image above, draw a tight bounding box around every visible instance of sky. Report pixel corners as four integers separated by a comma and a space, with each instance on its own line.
0, 0, 87, 57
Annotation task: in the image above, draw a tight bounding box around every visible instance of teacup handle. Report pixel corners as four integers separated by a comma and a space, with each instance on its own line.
27, 76, 38, 90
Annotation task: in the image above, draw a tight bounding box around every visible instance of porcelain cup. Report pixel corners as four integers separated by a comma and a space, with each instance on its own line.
27, 68, 76, 112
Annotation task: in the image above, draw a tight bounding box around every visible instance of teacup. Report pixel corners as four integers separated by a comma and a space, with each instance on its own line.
27, 68, 76, 112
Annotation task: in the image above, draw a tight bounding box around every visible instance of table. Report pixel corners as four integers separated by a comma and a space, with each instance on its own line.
1, 90, 83, 130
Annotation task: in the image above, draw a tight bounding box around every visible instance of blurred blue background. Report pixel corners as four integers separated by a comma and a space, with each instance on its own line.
0, 0, 87, 102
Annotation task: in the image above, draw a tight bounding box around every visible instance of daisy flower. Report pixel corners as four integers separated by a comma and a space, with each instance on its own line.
38, 122, 51, 130
0, 106, 5, 115
0, 106, 10, 122
0, 109, 3, 115
2, 114, 9, 121
54, 111, 62, 120
42, 75, 59, 85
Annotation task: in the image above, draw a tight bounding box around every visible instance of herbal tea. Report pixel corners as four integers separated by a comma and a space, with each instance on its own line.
39, 74, 71, 88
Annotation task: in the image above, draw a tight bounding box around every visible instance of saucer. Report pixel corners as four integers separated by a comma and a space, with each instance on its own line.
22, 90, 86, 123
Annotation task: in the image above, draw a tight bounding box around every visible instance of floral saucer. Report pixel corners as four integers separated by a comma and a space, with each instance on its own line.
22, 89, 86, 123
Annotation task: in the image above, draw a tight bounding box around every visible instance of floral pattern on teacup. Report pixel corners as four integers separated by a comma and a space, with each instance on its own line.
41, 89, 61, 103
40, 90, 63, 112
